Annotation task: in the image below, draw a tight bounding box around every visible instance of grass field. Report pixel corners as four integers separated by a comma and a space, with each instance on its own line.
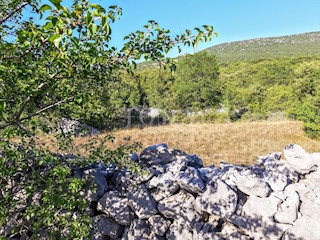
66, 120, 320, 167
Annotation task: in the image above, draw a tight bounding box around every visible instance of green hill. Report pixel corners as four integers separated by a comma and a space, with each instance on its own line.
205, 31, 320, 62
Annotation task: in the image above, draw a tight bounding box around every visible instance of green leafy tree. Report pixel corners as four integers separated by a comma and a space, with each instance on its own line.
0, 0, 215, 238
172, 51, 221, 110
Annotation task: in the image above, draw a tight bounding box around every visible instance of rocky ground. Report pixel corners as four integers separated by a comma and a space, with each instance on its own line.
77, 143, 320, 240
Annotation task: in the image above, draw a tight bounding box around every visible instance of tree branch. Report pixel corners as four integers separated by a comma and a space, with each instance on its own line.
0, 97, 74, 130
15, 71, 61, 122
1, 37, 49, 61
0, 2, 28, 25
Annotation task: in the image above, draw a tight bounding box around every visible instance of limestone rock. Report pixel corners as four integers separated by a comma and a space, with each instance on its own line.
148, 215, 171, 236
259, 151, 300, 183
196, 179, 238, 218
197, 166, 220, 184
242, 194, 281, 219
165, 158, 189, 176
92, 215, 123, 239
230, 214, 290, 240
126, 219, 152, 240
58, 117, 100, 137
284, 144, 317, 174
263, 171, 290, 192
166, 221, 193, 240
97, 191, 134, 225
283, 216, 320, 240
274, 191, 299, 224
127, 184, 158, 219
146, 171, 179, 194
176, 167, 205, 194
158, 190, 200, 230
220, 222, 250, 240
284, 179, 319, 206
90, 229, 109, 240
186, 154, 204, 168
139, 144, 188, 166
234, 172, 271, 197
232, 194, 291, 239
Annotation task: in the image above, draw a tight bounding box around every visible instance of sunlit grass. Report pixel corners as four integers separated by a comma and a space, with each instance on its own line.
63, 120, 320, 166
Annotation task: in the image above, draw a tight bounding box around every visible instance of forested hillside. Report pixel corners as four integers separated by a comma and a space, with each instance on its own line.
206, 31, 320, 62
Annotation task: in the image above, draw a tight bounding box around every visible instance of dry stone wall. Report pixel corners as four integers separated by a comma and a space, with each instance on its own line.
78, 143, 320, 240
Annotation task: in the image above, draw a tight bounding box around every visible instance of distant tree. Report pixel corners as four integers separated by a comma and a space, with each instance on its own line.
172, 52, 221, 110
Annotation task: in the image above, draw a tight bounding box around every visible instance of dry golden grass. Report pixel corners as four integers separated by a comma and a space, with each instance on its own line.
67, 120, 320, 167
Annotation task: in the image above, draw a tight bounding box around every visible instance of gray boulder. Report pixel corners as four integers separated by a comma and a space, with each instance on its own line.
242, 194, 281, 220
92, 215, 123, 239
139, 144, 187, 166
232, 194, 291, 239
146, 171, 179, 194
274, 190, 299, 224
166, 221, 193, 240
197, 166, 220, 184
230, 214, 290, 240
196, 179, 238, 218
187, 154, 204, 168
97, 191, 134, 225
127, 184, 158, 219
148, 215, 171, 236
258, 152, 300, 183
220, 222, 250, 240
158, 190, 200, 230
284, 179, 319, 206
263, 172, 290, 192
126, 219, 152, 240
283, 216, 320, 240
284, 144, 317, 174
233, 171, 271, 197
58, 117, 100, 137
80, 168, 109, 202
176, 167, 205, 194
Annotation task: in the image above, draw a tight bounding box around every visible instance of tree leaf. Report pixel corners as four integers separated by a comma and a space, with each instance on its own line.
48, 34, 60, 43
49, 0, 62, 6
75, 96, 83, 104
49, 34, 61, 48
90, 24, 97, 35
39, 4, 52, 12
86, 12, 92, 25
0, 100, 6, 117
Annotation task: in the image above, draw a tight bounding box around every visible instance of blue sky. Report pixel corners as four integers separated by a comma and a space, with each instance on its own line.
101, 0, 320, 57
23, 0, 320, 57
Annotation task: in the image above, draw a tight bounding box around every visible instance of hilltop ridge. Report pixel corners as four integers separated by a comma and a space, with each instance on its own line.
205, 31, 320, 62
